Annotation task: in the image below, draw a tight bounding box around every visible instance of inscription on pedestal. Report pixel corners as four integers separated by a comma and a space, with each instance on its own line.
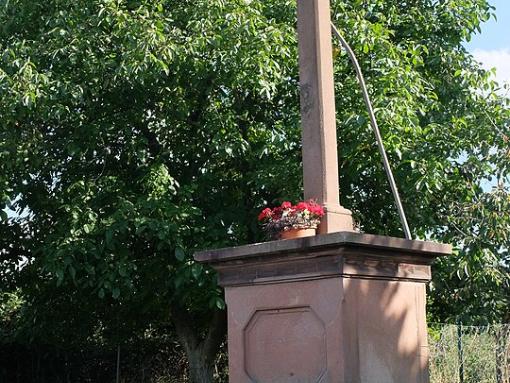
244, 307, 327, 383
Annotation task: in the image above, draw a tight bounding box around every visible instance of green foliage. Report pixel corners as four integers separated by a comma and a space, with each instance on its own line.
0, 0, 303, 351
429, 324, 510, 383
0, 0, 508, 363
430, 186, 510, 323
0, 291, 23, 341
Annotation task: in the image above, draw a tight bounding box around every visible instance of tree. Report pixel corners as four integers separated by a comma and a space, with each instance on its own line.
1, 0, 509, 381
327, 0, 510, 324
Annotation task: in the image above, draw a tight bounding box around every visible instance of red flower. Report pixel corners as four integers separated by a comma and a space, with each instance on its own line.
308, 202, 325, 217
281, 201, 292, 209
258, 207, 272, 221
272, 207, 283, 219
296, 201, 309, 211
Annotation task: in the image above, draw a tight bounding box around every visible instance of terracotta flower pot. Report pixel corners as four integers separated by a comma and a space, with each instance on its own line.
280, 228, 316, 240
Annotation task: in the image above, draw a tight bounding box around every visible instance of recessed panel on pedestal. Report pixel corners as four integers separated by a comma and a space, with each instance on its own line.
244, 307, 327, 383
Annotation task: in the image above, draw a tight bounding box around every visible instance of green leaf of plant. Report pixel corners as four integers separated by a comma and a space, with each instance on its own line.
174, 247, 185, 261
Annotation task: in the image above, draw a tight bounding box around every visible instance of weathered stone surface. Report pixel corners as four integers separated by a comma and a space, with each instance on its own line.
224, 278, 344, 383
195, 232, 451, 287
297, 0, 353, 233
244, 307, 326, 382
195, 232, 451, 383
195, 231, 450, 263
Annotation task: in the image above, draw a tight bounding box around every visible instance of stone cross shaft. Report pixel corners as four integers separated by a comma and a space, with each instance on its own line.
297, 0, 353, 233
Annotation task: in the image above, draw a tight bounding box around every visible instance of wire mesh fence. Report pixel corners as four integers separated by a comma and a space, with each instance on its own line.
429, 323, 510, 383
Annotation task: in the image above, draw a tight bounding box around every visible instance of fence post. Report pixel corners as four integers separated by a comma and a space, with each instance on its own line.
116, 345, 121, 383
457, 321, 464, 383
496, 325, 503, 383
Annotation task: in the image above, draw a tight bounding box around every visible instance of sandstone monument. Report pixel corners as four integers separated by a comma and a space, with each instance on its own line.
195, 1, 451, 382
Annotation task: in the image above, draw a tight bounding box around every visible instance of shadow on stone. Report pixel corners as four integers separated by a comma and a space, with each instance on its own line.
343, 277, 429, 383
195, 231, 451, 383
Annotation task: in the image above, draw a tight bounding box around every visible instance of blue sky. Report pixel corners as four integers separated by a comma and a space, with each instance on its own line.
466, 0, 510, 87
465, 0, 509, 191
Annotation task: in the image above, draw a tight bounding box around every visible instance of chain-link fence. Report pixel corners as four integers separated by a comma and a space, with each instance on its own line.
429, 323, 510, 383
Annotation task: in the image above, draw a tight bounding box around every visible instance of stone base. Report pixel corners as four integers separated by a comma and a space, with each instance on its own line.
318, 203, 354, 234
195, 232, 451, 383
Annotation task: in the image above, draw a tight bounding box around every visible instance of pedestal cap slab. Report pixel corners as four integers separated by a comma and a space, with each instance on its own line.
194, 232, 451, 287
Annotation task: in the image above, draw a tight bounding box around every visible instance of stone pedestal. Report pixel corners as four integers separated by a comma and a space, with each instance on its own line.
195, 232, 451, 383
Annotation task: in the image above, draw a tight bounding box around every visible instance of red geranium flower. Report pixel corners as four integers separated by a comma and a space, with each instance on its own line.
307, 201, 324, 216
281, 201, 292, 209
296, 201, 309, 211
272, 207, 283, 219
258, 207, 272, 221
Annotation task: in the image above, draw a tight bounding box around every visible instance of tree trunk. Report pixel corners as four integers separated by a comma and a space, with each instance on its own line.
171, 307, 227, 383
187, 349, 215, 383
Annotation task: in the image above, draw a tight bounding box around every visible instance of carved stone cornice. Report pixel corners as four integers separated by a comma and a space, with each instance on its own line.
194, 232, 451, 286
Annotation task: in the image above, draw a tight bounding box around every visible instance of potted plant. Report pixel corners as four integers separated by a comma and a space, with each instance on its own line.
258, 200, 324, 240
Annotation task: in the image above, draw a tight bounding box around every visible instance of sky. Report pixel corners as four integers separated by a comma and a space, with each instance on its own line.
466, 0, 510, 88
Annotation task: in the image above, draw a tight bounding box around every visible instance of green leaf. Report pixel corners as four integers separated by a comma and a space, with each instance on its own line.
174, 247, 185, 261
191, 264, 202, 279
56, 269, 64, 287
105, 229, 114, 247
118, 265, 127, 277
215, 297, 226, 310
69, 265, 76, 281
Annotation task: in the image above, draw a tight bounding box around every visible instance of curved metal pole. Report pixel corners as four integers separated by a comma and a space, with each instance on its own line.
331, 22, 412, 240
